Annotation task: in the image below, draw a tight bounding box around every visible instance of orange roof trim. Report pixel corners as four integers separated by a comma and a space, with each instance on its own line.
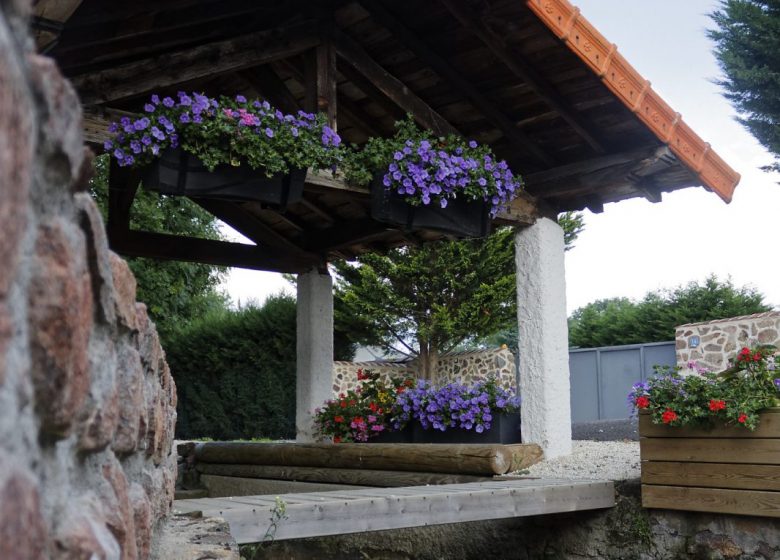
526, 0, 740, 203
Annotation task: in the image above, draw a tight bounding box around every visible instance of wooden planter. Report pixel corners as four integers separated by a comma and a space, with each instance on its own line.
370, 176, 491, 238
367, 425, 414, 444
411, 413, 522, 445
141, 147, 306, 207
639, 409, 780, 518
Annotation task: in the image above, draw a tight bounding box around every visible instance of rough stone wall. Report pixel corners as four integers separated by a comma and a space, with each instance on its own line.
0, 5, 176, 559
676, 311, 780, 371
249, 480, 780, 560
332, 348, 516, 395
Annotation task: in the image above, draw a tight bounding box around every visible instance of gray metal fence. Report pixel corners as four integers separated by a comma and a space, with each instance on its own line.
569, 341, 676, 422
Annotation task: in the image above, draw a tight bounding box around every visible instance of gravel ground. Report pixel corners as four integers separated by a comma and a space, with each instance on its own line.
509, 440, 640, 481
572, 417, 639, 441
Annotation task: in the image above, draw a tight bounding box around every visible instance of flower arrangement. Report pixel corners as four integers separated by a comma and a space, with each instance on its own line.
313, 369, 415, 443
343, 117, 523, 216
105, 92, 344, 175
389, 377, 521, 433
629, 345, 780, 430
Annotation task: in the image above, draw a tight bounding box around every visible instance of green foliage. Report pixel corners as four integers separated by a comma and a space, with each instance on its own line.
558, 211, 585, 251
333, 227, 518, 375
166, 294, 356, 440
569, 275, 772, 348
89, 155, 227, 341
710, 1, 780, 170
166, 295, 297, 440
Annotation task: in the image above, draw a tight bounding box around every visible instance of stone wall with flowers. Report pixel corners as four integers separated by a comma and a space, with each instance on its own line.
675, 311, 780, 371
0, 6, 176, 558
332, 347, 516, 395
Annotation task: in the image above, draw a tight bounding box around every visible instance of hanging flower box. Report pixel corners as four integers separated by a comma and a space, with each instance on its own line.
106, 92, 343, 207
368, 424, 414, 444
140, 147, 306, 206
370, 175, 491, 238
411, 412, 521, 444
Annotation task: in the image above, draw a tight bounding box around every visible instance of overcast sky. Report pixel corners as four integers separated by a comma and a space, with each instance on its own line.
223, 0, 780, 314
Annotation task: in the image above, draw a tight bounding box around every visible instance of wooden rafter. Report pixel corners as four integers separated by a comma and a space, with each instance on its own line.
439, 0, 605, 154
333, 28, 459, 138
71, 20, 321, 105
360, 1, 553, 167
304, 218, 391, 253
32, 0, 83, 53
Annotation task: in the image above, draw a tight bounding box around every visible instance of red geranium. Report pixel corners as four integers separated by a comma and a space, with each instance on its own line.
661, 408, 678, 424
635, 396, 650, 409
369, 402, 378, 412
709, 399, 726, 412
334, 415, 344, 423
738, 413, 748, 424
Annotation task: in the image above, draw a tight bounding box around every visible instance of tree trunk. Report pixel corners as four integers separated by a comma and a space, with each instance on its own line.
417, 339, 439, 382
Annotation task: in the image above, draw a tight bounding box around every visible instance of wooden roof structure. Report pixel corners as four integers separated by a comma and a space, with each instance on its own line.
34, 0, 741, 272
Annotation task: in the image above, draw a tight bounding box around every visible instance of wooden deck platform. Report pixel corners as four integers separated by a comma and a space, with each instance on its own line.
173, 478, 615, 544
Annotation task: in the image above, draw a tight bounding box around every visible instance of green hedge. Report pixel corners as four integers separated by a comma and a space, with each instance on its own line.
166, 294, 354, 440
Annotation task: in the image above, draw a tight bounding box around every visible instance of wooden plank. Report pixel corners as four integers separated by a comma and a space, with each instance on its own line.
642, 484, 780, 518
640, 437, 780, 465
194, 442, 521, 475
222, 480, 614, 543
359, 0, 553, 167
32, 0, 83, 52
333, 28, 459, 138
639, 411, 780, 438
195, 463, 491, 487
71, 21, 320, 104
642, 462, 780, 491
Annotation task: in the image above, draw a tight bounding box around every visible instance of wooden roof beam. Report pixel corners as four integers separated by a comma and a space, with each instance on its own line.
439, 0, 605, 154
304, 218, 392, 254
358, 1, 553, 167
32, 0, 83, 53
71, 20, 321, 105
110, 230, 316, 273
333, 28, 459, 138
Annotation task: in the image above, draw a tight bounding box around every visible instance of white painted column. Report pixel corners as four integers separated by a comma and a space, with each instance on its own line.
515, 217, 572, 458
296, 268, 334, 442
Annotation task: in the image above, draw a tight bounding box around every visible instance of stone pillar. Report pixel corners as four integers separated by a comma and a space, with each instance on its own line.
515, 217, 572, 458
296, 268, 334, 442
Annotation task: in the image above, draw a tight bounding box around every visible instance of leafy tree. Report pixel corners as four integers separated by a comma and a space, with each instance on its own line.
568, 276, 772, 348
89, 155, 227, 341
710, 1, 780, 170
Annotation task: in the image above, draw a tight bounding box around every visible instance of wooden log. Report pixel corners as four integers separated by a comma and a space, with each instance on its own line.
640, 437, 780, 464
642, 462, 780, 492
195, 463, 491, 487
639, 410, 780, 438
71, 20, 320, 104
642, 484, 780, 518
193, 442, 534, 475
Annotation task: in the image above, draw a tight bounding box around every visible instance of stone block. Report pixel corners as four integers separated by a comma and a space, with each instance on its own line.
113, 345, 144, 454
101, 459, 137, 560
53, 505, 121, 560
0, 470, 49, 560
28, 221, 92, 436
110, 252, 138, 331
129, 483, 153, 560
0, 21, 32, 300
75, 192, 117, 325
758, 328, 778, 345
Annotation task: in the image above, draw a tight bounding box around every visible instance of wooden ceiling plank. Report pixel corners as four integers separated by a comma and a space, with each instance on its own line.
239, 66, 301, 114
71, 20, 320, 105
439, 0, 605, 154
360, 0, 553, 166
32, 0, 83, 52
333, 28, 459, 138
304, 218, 392, 253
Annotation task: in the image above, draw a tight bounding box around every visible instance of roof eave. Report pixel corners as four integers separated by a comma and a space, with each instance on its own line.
526, 0, 740, 203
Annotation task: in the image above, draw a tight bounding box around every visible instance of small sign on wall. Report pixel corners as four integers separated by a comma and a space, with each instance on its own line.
689, 335, 700, 348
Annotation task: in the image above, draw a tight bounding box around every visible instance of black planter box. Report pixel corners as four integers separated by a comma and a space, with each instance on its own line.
367, 425, 414, 444
140, 147, 306, 207
411, 413, 521, 444
370, 176, 491, 238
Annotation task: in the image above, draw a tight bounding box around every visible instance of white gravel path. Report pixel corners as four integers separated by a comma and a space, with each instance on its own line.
509, 440, 640, 481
